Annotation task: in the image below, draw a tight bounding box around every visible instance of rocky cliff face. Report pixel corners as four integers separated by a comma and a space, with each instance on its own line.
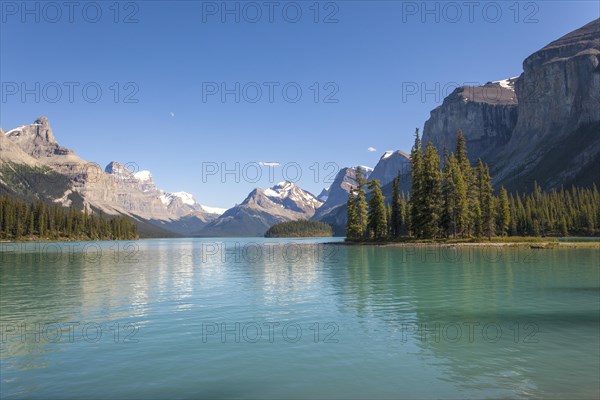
369, 150, 411, 187
497, 18, 600, 189
3, 116, 73, 160
422, 18, 600, 191
422, 80, 519, 164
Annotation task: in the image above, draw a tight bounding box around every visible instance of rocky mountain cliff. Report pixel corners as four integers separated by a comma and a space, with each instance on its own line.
369, 150, 411, 187
423, 18, 600, 191
197, 181, 322, 237
1, 117, 220, 236
422, 80, 519, 163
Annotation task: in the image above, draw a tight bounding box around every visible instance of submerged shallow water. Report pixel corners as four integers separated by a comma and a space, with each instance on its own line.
1, 238, 599, 399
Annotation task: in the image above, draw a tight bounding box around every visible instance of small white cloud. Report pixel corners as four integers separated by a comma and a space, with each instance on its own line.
170, 112, 175, 117
259, 161, 280, 167
368, 147, 377, 152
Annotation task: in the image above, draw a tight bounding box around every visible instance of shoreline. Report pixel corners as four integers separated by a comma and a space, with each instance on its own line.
325, 240, 600, 249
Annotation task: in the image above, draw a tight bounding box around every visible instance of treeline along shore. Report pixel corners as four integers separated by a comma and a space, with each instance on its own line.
345, 129, 600, 244
0, 195, 138, 242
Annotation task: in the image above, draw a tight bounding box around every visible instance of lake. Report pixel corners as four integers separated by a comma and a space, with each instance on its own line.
1, 238, 599, 399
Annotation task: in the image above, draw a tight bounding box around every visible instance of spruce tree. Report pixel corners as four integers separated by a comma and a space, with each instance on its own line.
367, 179, 388, 240
410, 128, 424, 238
497, 186, 510, 236
441, 150, 452, 237
346, 188, 359, 240
477, 160, 495, 240
354, 166, 369, 239
445, 154, 469, 238
560, 216, 569, 237
391, 174, 402, 238
455, 130, 480, 237
421, 141, 443, 239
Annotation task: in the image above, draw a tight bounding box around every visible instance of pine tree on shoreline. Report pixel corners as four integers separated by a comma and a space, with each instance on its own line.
367, 179, 388, 240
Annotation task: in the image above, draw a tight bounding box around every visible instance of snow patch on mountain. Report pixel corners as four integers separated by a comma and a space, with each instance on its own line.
4, 126, 27, 136
171, 191, 196, 206
492, 77, 519, 90
134, 170, 153, 182
200, 205, 227, 215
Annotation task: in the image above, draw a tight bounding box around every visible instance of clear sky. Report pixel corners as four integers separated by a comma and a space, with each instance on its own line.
1, 1, 598, 208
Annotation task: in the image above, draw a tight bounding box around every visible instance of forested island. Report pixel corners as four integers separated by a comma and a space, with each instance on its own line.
0, 195, 138, 241
346, 130, 600, 242
265, 220, 333, 238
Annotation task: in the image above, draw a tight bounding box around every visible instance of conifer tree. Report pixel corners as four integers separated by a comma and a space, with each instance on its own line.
497, 186, 510, 236
443, 154, 469, 238
354, 166, 369, 239
391, 174, 403, 237
421, 141, 443, 239
346, 188, 359, 240
455, 130, 481, 237
367, 179, 388, 240
477, 160, 495, 240
410, 128, 424, 237
560, 216, 569, 237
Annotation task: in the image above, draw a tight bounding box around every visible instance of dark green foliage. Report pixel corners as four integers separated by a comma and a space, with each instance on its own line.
265, 220, 333, 238
420, 142, 443, 239
367, 179, 387, 240
410, 128, 424, 238
477, 160, 495, 240
390, 174, 403, 237
508, 184, 599, 236
0, 163, 71, 202
442, 153, 469, 238
354, 166, 369, 238
0, 195, 138, 241
345, 188, 360, 240
497, 187, 510, 236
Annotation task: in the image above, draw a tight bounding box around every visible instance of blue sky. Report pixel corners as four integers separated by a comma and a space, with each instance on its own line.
1, 1, 598, 208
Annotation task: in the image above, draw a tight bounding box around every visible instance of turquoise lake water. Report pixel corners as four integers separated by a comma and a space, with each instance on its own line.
1, 238, 599, 399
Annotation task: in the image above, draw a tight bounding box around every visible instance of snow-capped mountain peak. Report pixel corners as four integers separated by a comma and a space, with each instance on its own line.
266, 180, 297, 197
134, 170, 153, 182
172, 191, 196, 206
160, 191, 196, 207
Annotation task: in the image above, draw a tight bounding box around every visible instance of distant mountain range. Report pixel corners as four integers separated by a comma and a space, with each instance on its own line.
196, 181, 322, 237
2, 19, 598, 237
